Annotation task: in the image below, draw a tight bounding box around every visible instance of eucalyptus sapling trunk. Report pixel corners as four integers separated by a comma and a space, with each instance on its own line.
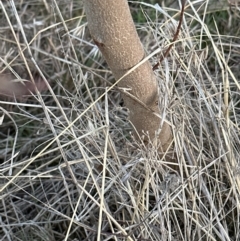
83, 0, 173, 154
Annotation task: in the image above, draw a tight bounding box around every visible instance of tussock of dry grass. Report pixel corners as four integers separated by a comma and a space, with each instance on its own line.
0, 1, 240, 241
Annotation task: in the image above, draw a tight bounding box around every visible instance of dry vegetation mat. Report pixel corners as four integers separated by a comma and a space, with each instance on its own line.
0, 0, 240, 240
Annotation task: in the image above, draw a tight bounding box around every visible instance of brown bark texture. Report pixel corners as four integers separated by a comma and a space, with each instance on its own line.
83, 0, 172, 152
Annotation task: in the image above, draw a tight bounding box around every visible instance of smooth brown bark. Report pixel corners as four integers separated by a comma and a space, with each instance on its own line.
83, 0, 172, 152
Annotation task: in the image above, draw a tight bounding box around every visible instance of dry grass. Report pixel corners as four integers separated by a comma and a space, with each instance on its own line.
0, 0, 240, 241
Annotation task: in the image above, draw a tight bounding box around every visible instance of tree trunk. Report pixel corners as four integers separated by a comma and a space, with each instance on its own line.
83, 0, 172, 152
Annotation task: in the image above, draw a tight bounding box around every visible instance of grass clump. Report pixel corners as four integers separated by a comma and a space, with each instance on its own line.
0, 1, 240, 241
